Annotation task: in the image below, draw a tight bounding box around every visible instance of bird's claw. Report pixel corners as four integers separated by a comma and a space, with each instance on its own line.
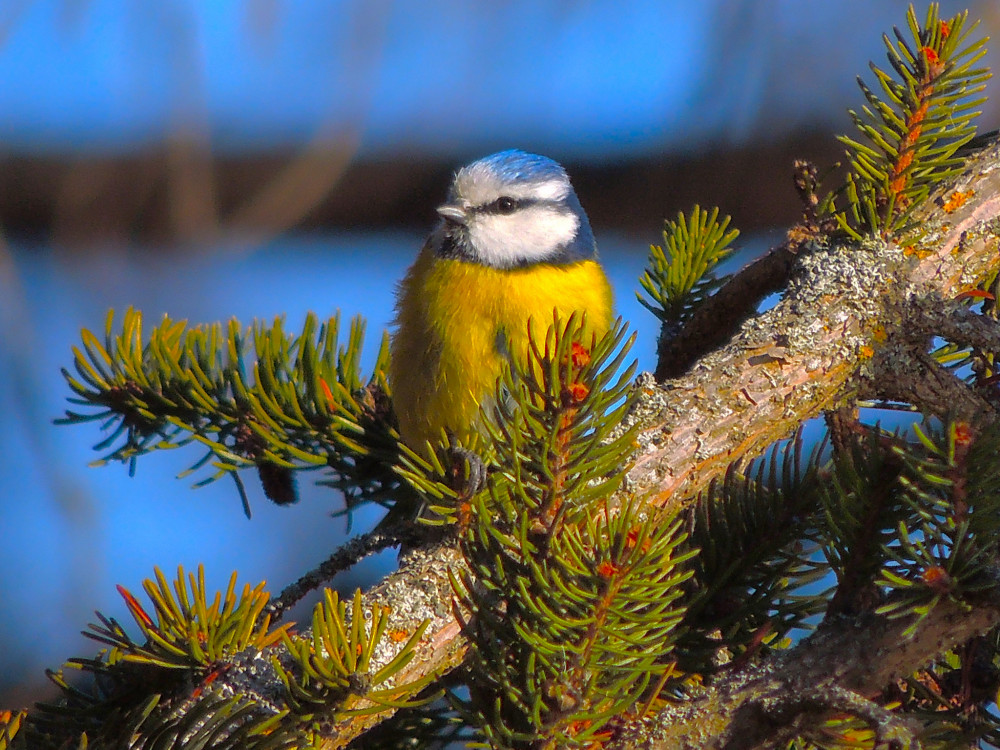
447, 445, 488, 498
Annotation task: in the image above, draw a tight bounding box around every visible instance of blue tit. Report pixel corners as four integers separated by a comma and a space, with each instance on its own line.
389, 149, 614, 452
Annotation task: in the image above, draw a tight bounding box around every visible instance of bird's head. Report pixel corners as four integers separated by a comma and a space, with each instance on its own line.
432, 149, 596, 269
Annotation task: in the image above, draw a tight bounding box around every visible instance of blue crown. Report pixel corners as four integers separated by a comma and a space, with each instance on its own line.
471, 149, 568, 185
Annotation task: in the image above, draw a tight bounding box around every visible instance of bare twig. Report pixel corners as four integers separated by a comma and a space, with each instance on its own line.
266, 522, 422, 620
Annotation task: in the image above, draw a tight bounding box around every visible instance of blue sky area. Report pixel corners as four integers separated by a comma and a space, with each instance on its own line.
2, 1, 991, 157
0, 0, 997, 703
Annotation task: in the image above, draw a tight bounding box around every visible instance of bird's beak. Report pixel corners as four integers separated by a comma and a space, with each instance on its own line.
437, 203, 468, 226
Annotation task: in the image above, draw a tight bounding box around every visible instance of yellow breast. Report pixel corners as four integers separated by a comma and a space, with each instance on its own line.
390, 250, 614, 450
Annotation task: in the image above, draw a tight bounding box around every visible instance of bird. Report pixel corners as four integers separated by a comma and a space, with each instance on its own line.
389, 149, 614, 454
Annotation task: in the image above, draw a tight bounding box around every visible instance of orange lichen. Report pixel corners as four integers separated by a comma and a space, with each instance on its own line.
903, 244, 933, 259
942, 189, 975, 213
389, 628, 411, 643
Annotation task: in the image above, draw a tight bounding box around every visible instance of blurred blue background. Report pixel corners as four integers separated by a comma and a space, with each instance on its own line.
1, 0, 997, 705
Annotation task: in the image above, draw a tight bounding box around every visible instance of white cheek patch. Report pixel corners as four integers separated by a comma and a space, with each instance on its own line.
469, 205, 580, 267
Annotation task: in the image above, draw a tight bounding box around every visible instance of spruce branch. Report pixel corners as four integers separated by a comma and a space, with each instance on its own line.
277, 588, 438, 727
638, 205, 739, 335
343, 686, 476, 749
677, 435, 828, 669
652, 238, 801, 380
37, 134, 1000, 749
0, 712, 25, 750
607, 592, 1000, 750
923, 292, 1000, 356
37, 138, 1000, 750
84, 564, 291, 670
58, 309, 402, 516
456, 316, 697, 747
824, 3, 991, 240
653, 4, 992, 381
600, 139, 1000, 745
638, 206, 739, 378
16, 565, 438, 750
917, 285, 1000, 412
875, 420, 1000, 635
25, 566, 302, 750
391, 437, 477, 526
626, 135, 1000, 504
820, 427, 910, 617
730, 684, 922, 750
885, 632, 1000, 747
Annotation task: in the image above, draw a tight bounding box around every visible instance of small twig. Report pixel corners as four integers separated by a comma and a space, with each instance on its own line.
266, 523, 422, 619
736, 684, 922, 750
910, 295, 1000, 354
870, 347, 996, 422
793, 160, 821, 229
825, 404, 861, 462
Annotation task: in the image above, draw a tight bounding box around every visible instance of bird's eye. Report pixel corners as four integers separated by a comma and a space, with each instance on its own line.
494, 196, 518, 214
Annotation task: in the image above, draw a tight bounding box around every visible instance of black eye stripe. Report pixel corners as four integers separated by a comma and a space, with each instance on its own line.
476, 197, 543, 215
